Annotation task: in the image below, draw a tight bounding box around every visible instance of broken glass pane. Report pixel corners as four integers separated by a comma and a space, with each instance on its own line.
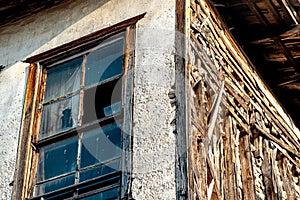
80, 123, 121, 169
82, 79, 122, 124
79, 159, 120, 182
35, 174, 75, 196
80, 187, 119, 200
40, 94, 80, 139
85, 38, 124, 86
37, 136, 78, 182
44, 57, 82, 102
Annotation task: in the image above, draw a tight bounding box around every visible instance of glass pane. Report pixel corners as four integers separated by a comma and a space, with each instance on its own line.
79, 159, 120, 182
80, 187, 119, 200
85, 38, 124, 86
35, 174, 75, 196
44, 57, 82, 102
43, 190, 74, 200
37, 136, 78, 182
80, 124, 121, 168
103, 101, 122, 117
40, 94, 80, 139
82, 79, 122, 124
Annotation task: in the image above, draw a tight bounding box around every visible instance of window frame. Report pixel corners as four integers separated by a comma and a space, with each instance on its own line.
13, 14, 145, 200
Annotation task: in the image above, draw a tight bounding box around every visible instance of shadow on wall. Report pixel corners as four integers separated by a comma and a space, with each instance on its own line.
0, 0, 111, 71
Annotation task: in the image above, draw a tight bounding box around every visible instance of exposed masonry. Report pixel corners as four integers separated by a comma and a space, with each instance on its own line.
188, 0, 300, 199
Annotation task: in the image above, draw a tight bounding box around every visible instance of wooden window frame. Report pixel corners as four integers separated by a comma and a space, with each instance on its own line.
13, 14, 145, 200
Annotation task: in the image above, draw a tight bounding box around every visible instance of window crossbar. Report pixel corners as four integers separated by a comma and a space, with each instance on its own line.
28, 171, 121, 200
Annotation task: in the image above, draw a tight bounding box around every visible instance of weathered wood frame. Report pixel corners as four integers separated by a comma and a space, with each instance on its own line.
12, 14, 145, 200
175, 0, 190, 199
187, 0, 300, 199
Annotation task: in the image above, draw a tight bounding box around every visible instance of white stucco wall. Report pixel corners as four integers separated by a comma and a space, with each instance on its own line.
0, 62, 27, 200
0, 0, 176, 199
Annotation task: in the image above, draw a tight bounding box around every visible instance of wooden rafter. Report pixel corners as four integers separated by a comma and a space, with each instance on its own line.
273, 37, 298, 67
247, 0, 270, 27
265, 0, 285, 24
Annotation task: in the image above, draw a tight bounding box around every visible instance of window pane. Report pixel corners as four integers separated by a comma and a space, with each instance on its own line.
40, 94, 80, 139
35, 174, 75, 196
43, 190, 74, 200
80, 124, 121, 168
37, 136, 78, 182
82, 79, 122, 124
80, 187, 119, 200
44, 57, 82, 102
79, 159, 120, 182
85, 38, 124, 86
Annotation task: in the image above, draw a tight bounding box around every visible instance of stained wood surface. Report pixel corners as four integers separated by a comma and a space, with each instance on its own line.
188, 0, 300, 199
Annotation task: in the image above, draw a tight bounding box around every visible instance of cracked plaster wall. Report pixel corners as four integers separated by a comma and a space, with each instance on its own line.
0, 0, 176, 199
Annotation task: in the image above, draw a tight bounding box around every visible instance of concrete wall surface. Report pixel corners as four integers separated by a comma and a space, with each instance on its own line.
0, 0, 176, 199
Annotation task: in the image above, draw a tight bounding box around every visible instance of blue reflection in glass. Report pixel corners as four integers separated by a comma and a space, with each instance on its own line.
79, 160, 120, 182
81, 187, 119, 200
38, 136, 78, 181
35, 174, 75, 196
85, 39, 124, 86
80, 124, 121, 168
103, 101, 122, 117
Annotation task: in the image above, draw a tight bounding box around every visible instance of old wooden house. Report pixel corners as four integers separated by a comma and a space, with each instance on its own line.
0, 0, 300, 199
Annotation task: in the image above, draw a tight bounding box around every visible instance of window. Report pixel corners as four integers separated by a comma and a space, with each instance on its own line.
14, 15, 145, 200
34, 32, 124, 200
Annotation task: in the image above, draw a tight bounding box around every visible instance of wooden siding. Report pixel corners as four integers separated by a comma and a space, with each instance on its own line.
188, 0, 300, 199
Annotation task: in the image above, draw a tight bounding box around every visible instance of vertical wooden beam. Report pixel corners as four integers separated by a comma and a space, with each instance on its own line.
284, 158, 296, 200
224, 115, 236, 200
12, 64, 41, 200
279, 157, 294, 200
121, 26, 136, 199
239, 134, 256, 200
27, 64, 46, 197
175, 0, 189, 199
261, 139, 276, 200
196, 142, 208, 199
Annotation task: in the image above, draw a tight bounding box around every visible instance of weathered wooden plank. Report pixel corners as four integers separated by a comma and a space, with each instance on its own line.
12, 63, 41, 200
175, 0, 189, 198
189, 1, 300, 200
206, 152, 222, 200
222, 100, 250, 134
198, 0, 300, 148
197, 142, 208, 200
261, 139, 276, 200
283, 158, 296, 200
271, 141, 300, 170
270, 148, 282, 199
278, 157, 292, 200
121, 26, 135, 199
225, 82, 249, 111
239, 134, 256, 200
252, 124, 300, 159
224, 116, 237, 200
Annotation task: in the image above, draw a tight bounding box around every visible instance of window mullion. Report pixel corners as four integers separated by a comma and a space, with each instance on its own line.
78, 55, 86, 127
76, 133, 83, 183
74, 132, 83, 199
74, 55, 86, 198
